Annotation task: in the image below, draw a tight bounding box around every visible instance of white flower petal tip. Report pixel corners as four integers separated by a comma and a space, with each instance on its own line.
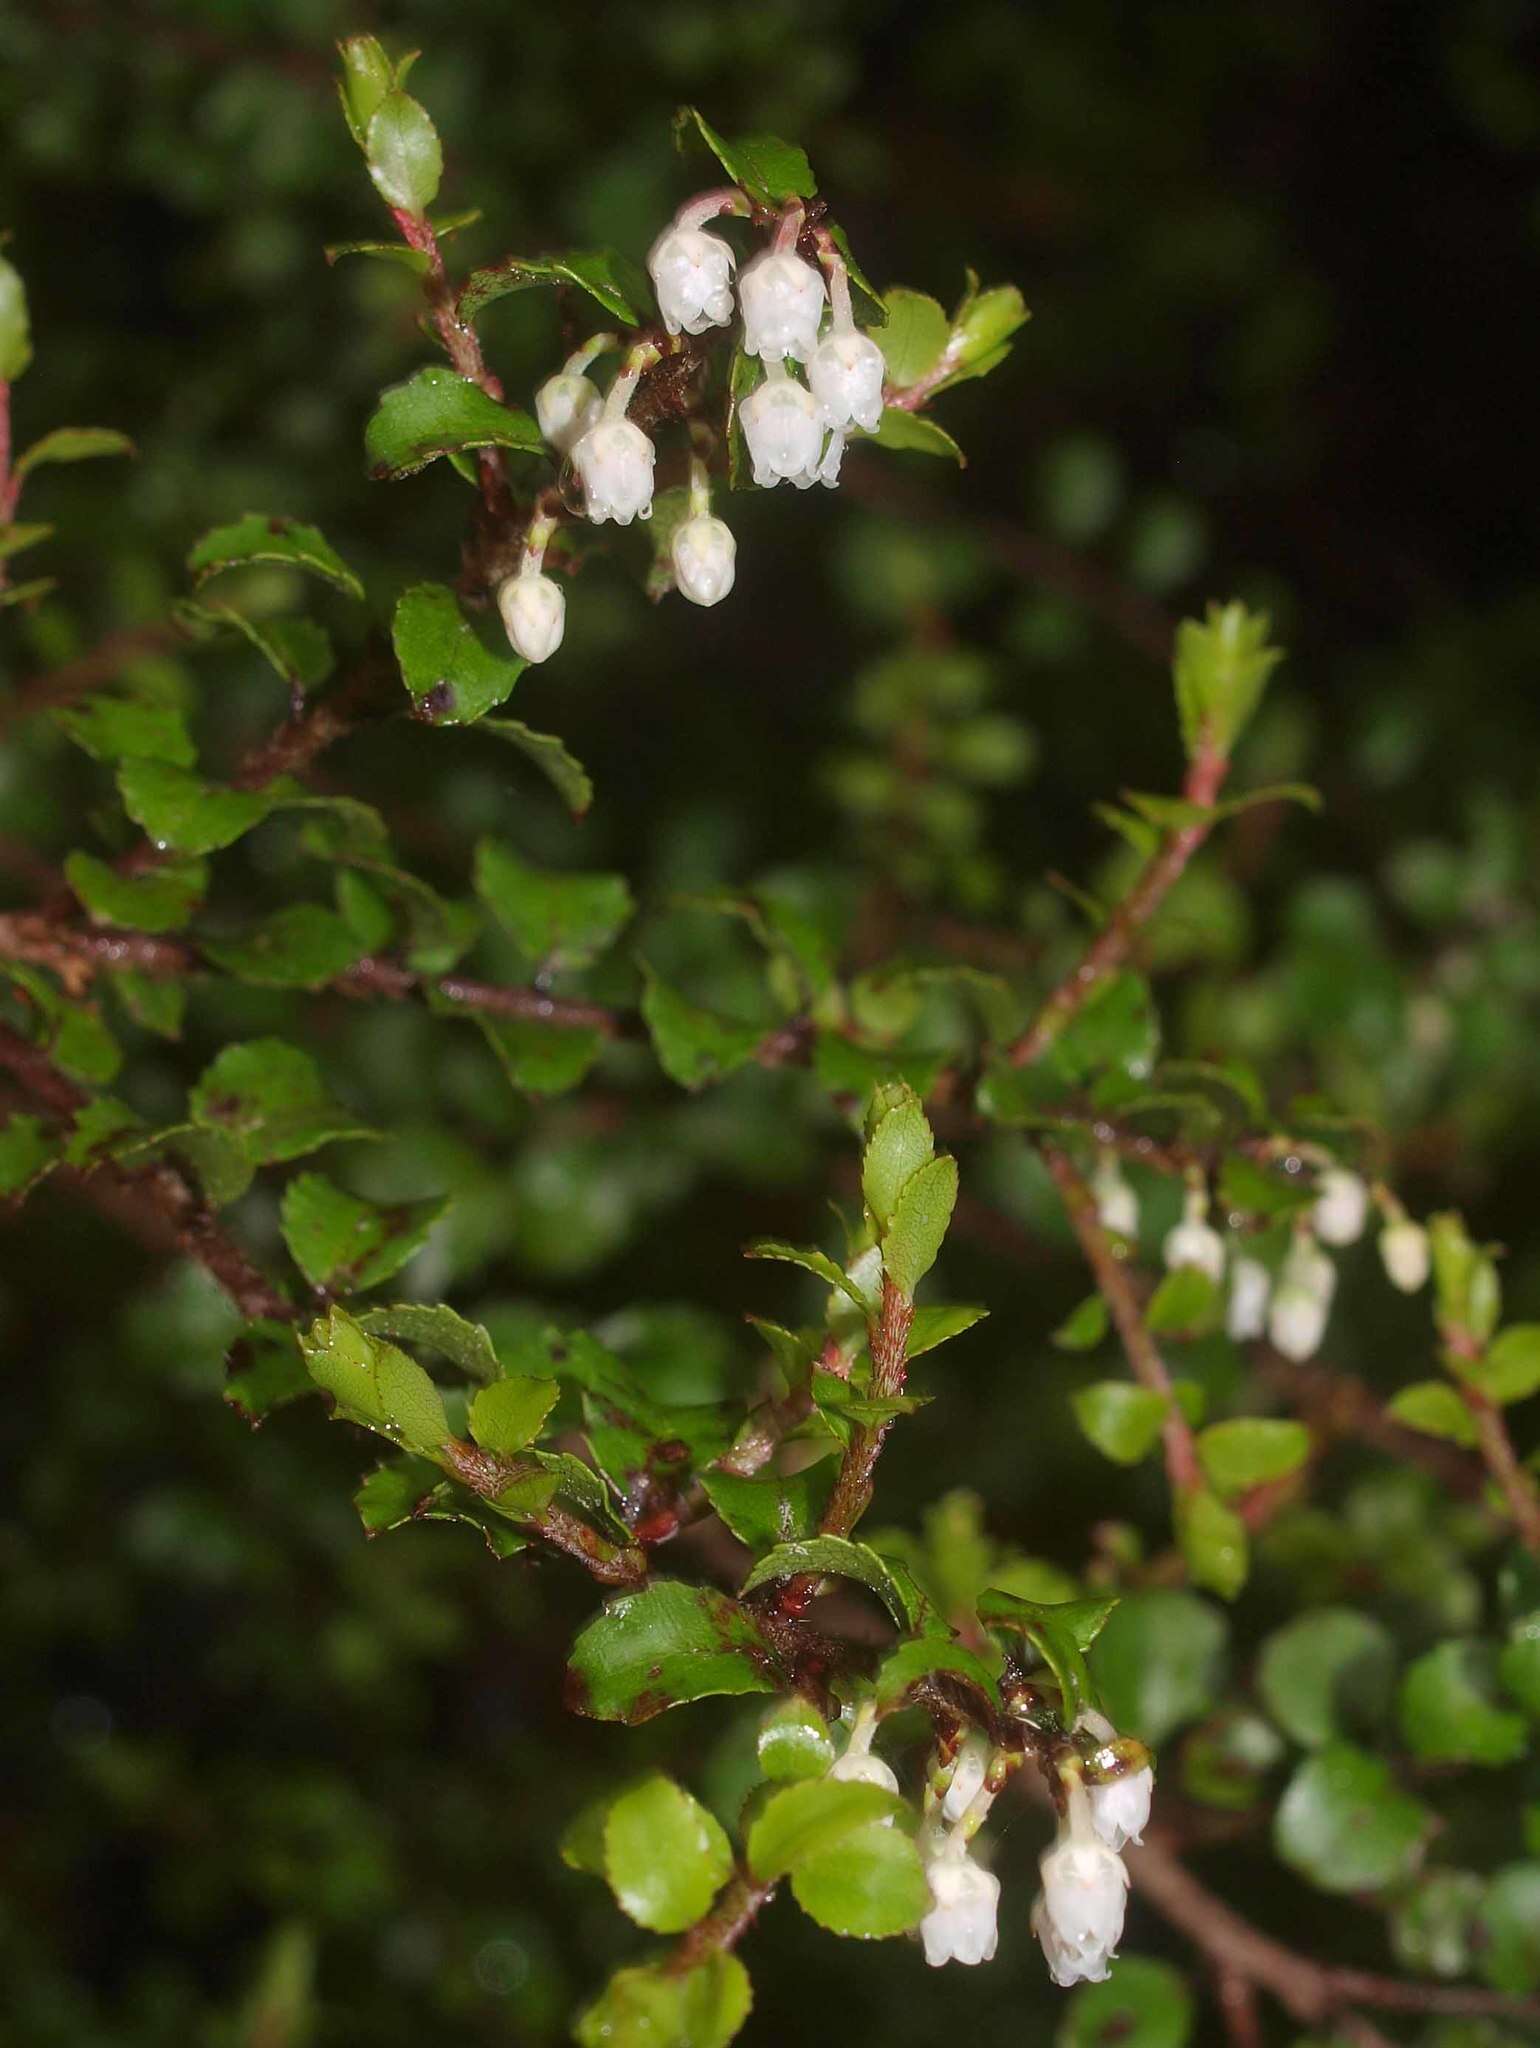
808, 329, 886, 432
648, 224, 736, 337
497, 571, 565, 665
920, 1852, 1000, 1968
738, 248, 827, 363
740, 374, 825, 490
671, 514, 736, 607
571, 417, 656, 526
534, 372, 602, 456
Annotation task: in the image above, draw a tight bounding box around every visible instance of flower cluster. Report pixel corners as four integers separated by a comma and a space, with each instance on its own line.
1140, 1161, 1431, 1363
881, 1710, 1154, 1984
500, 194, 890, 664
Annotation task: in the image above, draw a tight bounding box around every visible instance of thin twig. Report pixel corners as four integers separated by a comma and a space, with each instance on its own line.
1043, 1141, 1202, 1491
819, 1273, 917, 1539
1130, 1831, 1540, 2029
1008, 742, 1228, 1068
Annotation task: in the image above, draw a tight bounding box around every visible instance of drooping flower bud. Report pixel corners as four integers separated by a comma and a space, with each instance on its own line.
942, 1731, 990, 1825
1091, 1151, 1139, 1241
1226, 1255, 1272, 1342
1313, 1166, 1369, 1247
738, 247, 827, 364
1267, 1232, 1336, 1361
671, 514, 736, 607
1162, 1185, 1225, 1283
1031, 1812, 1129, 1987
571, 417, 655, 526
827, 1749, 900, 1796
648, 223, 736, 337
808, 327, 886, 432
921, 1845, 1000, 1968
1380, 1215, 1430, 1293
740, 366, 825, 489
1087, 1767, 1153, 1852
535, 371, 603, 456
497, 570, 565, 665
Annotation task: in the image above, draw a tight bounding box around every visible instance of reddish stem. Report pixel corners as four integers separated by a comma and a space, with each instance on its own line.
1009, 742, 1229, 1068
392, 207, 513, 521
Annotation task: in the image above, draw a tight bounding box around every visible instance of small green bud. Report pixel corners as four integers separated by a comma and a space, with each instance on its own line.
1171, 599, 1283, 763
0, 254, 32, 382
336, 35, 395, 149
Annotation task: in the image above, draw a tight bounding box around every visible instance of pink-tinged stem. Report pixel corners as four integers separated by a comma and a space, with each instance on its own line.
675, 186, 752, 233
391, 208, 511, 520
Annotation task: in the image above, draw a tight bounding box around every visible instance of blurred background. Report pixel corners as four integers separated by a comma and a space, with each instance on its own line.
4, 1, 1540, 2042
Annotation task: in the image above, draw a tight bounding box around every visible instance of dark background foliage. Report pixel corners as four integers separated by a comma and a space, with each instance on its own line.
4, 2, 1540, 2042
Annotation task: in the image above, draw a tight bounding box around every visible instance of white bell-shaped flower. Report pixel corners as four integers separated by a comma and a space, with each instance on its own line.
1087, 1767, 1154, 1852
648, 223, 736, 337
1313, 1167, 1369, 1247
1163, 1187, 1225, 1283
1092, 1153, 1139, 1240
808, 327, 886, 432
921, 1846, 1000, 1968
497, 570, 565, 665
942, 1732, 990, 1825
571, 416, 655, 526
826, 1748, 899, 1795
535, 371, 602, 456
740, 368, 825, 489
738, 247, 827, 363
1268, 1234, 1336, 1362
1226, 1255, 1272, 1342
1380, 1216, 1430, 1293
1032, 1828, 1129, 1988
671, 514, 736, 607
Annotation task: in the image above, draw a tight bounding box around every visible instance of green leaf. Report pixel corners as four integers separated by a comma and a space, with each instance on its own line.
186, 512, 362, 600
473, 839, 632, 972
299, 1304, 450, 1454
1172, 600, 1284, 763
906, 1303, 988, 1357
575, 1953, 751, 2048
1145, 1264, 1221, 1336
1, 963, 120, 1084
672, 107, 817, 206
225, 1321, 312, 1423
566, 1580, 783, 1725
467, 1374, 559, 1454
203, 905, 364, 988
13, 425, 133, 479
479, 717, 593, 818
876, 289, 950, 387
365, 368, 541, 480
1197, 1417, 1311, 1497
740, 1536, 916, 1627
116, 759, 276, 856
861, 1084, 934, 1230
790, 1820, 928, 1938
746, 1777, 905, 1881
979, 1588, 1116, 1718
457, 247, 649, 326
56, 693, 194, 766
0, 1112, 59, 1197
1059, 1957, 1195, 2048
1399, 1642, 1529, 1766
1176, 1485, 1249, 1600
0, 254, 31, 379
323, 238, 429, 273
391, 581, 525, 723
869, 408, 965, 463
473, 1014, 605, 1098
1475, 1864, 1540, 1994
355, 1303, 500, 1381
336, 34, 394, 148
279, 1172, 447, 1293
872, 1636, 1001, 1711
190, 1039, 375, 1164
0, 575, 56, 610
699, 1465, 835, 1552
757, 1697, 836, 1781
602, 1775, 733, 1933
1217, 1152, 1315, 1220
1386, 1380, 1479, 1447
1273, 1743, 1431, 1894
1089, 1589, 1228, 1745
1257, 1608, 1397, 1749
938, 278, 1031, 395
1501, 1613, 1540, 1715
365, 91, 441, 214
1054, 1294, 1111, 1353
1430, 1211, 1502, 1346
641, 964, 763, 1089
178, 603, 335, 694
881, 1152, 958, 1300
1073, 1382, 1169, 1466
1389, 1869, 1485, 1982
64, 850, 208, 933
0, 521, 54, 561
1468, 1324, 1540, 1406
743, 1238, 869, 1313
